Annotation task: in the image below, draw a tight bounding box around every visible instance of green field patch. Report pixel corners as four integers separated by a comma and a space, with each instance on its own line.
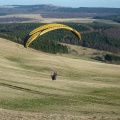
1, 93, 120, 115
0, 78, 75, 96
6, 56, 23, 63
91, 88, 120, 100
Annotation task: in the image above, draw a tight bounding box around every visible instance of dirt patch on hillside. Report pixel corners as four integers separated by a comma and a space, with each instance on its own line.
0, 109, 119, 120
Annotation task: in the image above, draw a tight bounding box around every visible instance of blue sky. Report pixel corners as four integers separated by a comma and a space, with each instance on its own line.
0, 0, 120, 8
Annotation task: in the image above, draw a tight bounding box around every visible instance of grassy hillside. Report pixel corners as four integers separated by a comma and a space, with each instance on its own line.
0, 38, 120, 119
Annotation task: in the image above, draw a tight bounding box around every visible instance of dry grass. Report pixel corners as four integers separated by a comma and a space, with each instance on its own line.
0, 38, 120, 120
41, 18, 95, 23
0, 109, 105, 120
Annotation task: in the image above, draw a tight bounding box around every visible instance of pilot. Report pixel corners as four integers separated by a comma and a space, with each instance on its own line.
51, 72, 57, 80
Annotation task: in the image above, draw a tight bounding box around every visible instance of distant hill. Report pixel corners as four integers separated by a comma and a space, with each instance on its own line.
0, 5, 120, 18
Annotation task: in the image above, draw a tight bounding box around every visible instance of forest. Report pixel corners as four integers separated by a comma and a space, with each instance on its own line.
94, 14, 120, 23
0, 22, 120, 56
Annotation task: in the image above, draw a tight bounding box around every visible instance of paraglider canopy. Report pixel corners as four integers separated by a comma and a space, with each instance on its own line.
24, 23, 82, 48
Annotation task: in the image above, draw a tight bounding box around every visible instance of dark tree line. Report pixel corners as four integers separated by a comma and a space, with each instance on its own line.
105, 54, 120, 64
82, 32, 120, 53
0, 17, 34, 22
29, 38, 68, 54
94, 14, 120, 23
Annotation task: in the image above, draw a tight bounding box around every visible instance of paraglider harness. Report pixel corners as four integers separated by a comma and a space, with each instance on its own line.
51, 72, 57, 80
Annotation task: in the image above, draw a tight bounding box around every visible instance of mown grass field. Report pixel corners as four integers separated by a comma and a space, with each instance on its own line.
1, 14, 120, 24
0, 14, 95, 23
0, 38, 120, 120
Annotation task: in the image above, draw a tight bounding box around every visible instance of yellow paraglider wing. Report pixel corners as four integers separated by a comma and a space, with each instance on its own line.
25, 31, 41, 48
39, 26, 81, 39
29, 24, 70, 36
24, 23, 82, 48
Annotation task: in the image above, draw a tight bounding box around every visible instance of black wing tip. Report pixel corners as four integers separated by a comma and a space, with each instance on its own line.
24, 34, 30, 48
